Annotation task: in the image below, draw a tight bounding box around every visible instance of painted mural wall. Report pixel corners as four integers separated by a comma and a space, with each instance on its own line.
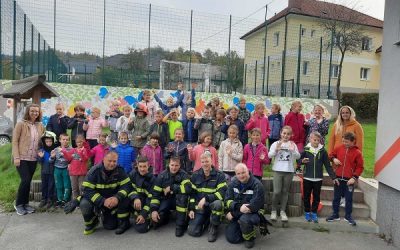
0, 81, 336, 125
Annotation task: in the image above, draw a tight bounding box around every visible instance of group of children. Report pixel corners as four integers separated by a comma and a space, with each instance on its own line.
39, 86, 363, 226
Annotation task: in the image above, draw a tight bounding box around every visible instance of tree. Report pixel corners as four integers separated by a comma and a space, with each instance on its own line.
122, 47, 146, 75
319, 1, 367, 102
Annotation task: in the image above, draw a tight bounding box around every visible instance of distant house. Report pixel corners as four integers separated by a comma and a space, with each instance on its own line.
240, 0, 383, 98
64, 60, 100, 82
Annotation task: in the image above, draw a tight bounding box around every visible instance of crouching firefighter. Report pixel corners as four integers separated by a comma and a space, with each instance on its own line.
128, 156, 156, 233
224, 163, 271, 249
80, 151, 132, 235
150, 156, 192, 237
188, 152, 227, 242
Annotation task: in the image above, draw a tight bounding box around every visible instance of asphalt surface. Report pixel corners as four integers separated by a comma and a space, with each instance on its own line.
0, 212, 397, 250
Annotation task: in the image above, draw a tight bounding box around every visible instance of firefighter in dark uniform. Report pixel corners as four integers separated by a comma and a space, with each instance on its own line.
225, 163, 265, 249
188, 152, 227, 242
128, 156, 156, 233
80, 151, 132, 235
150, 156, 192, 237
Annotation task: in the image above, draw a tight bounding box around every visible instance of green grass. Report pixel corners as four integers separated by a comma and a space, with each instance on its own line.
264, 122, 376, 178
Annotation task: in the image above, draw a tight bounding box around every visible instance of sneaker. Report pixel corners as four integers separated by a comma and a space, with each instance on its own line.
304, 212, 311, 222
24, 204, 35, 214
270, 210, 277, 221
326, 214, 340, 222
280, 211, 288, 222
14, 204, 27, 216
38, 200, 47, 208
311, 212, 318, 223
244, 239, 255, 249
344, 216, 357, 226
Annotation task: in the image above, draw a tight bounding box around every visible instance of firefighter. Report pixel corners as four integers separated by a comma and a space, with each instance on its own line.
80, 151, 132, 235
150, 156, 192, 237
224, 163, 265, 249
128, 156, 156, 233
188, 152, 227, 242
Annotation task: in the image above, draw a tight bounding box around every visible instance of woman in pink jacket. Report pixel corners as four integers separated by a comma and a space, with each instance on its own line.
245, 102, 271, 146
188, 131, 218, 172
242, 128, 270, 179
141, 133, 164, 176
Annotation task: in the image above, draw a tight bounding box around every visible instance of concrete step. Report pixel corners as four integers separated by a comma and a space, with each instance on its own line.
319, 200, 370, 219
320, 185, 364, 203
266, 215, 379, 234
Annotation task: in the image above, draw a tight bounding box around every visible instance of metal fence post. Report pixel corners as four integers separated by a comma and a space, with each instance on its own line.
295, 24, 302, 98
0, 0, 2, 79
102, 0, 106, 84
318, 37, 322, 99
47, 45, 50, 79
328, 30, 334, 99
243, 64, 247, 94
22, 14, 26, 78
227, 14, 232, 94
38, 33, 41, 75
147, 4, 152, 88
262, 5, 268, 95
254, 60, 257, 95
53, 0, 56, 81
43, 40, 46, 74
280, 50, 286, 96
12, 0, 17, 80
30, 24, 33, 76
266, 56, 270, 95
188, 10, 193, 89
84, 64, 87, 84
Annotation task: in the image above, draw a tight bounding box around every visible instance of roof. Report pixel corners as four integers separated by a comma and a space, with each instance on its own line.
240, 0, 384, 40
0, 75, 59, 99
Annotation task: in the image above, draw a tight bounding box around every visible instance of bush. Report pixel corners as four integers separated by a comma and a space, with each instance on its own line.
341, 93, 379, 120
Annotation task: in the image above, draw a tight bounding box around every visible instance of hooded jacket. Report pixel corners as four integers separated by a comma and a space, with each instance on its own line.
182, 118, 198, 143
300, 143, 335, 180
141, 144, 164, 175
284, 111, 306, 145
62, 147, 90, 176
242, 143, 270, 177
38, 133, 57, 174
245, 115, 271, 145
90, 144, 110, 166
218, 138, 243, 173
111, 143, 136, 173
329, 144, 364, 180
328, 120, 364, 155
128, 115, 150, 148
268, 113, 284, 140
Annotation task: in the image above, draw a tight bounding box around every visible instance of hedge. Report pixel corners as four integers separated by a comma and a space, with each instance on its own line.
341, 93, 379, 120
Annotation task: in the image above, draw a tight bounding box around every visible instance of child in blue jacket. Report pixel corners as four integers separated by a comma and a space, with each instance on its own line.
268, 103, 284, 149
111, 132, 136, 173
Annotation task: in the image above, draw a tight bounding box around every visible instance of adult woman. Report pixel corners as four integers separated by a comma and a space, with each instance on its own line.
306, 104, 330, 146
12, 104, 45, 215
327, 105, 364, 155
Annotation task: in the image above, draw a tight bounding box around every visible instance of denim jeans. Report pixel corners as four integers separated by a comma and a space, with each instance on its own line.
332, 180, 354, 217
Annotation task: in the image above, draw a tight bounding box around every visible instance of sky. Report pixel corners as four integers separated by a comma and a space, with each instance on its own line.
7, 0, 386, 57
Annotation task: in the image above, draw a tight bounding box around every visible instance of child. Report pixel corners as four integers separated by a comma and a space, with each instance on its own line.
116, 105, 133, 139
242, 128, 270, 180
164, 128, 190, 174
300, 131, 336, 223
245, 102, 271, 146
284, 100, 306, 152
268, 126, 301, 222
128, 156, 156, 233
46, 103, 70, 146
111, 132, 137, 173
182, 108, 198, 144
238, 96, 251, 125
37, 131, 57, 209
106, 100, 123, 142
221, 106, 247, 146
212, 108, 226, 149
268, 104, 284, 149
128, 104, 150, 152
83, 107, 108, 149
207, 97, 222, 119
153, 89, 184, 115
163, 108, 183, 141
177, 82, 197, 121
140, 89, 158, 125
67, 104, 87, 148
188, 131, 218, 172
62, 134, 90, 200
306, 104, 329, 146
49, 133, 72, 207
149, 110, 169, 151
327, 132, 364, 226
141, 133, 164, 176
194, 106, 213, 142
90, 133, 110, 166
218, 125, 243, 181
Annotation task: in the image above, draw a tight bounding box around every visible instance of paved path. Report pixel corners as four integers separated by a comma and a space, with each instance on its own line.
0, 212, 397, 250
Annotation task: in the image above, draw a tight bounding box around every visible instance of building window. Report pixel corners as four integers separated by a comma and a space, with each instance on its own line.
333, 35, 343, 46
301, 28, 306, 37
303, 61, 309, 75
271, 63, 275, 70
277, 61, 281, 68
360, 67, 370, 80
361, 37, 372, 51
331, 64, 339, 78
311, 30, 316, 37
273, 32, 280, 47
303, 89, 310, 96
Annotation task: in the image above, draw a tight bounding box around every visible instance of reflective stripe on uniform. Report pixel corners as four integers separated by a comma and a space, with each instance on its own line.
95, 183, 118, 189
143, 205, 150, 211
118, 189, 128, 197
226, 200, 233, 207
150, 199, 160, 205
242, 230, 256, 240
119, 177, 130, 186
153, 185, 162, 192
215, 192, 223, 200
117, 212, 130, 218
91, 193, 101, 203
84, 216, 97, 225
82, 181, 95, 189
176, 206, 187, 213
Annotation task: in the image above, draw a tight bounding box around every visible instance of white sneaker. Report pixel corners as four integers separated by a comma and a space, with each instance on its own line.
280, 211, 288, 222
340, 197, 346, 207
270, 210, 277, 221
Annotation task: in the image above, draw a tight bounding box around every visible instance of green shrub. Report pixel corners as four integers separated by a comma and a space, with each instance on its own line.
341, 93, 379, 120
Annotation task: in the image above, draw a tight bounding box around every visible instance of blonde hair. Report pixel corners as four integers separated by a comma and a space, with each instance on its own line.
239, 96, 246, 103
155, 109, 164, 116
334, 106, 356, 134
272, 103, 281, 113
122, 105, 132, 111
290, 100, 302, 111
91, 107, 101, 114
281, 125, 293, 134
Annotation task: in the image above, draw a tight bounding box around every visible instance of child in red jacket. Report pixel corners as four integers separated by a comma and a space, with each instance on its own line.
284, 100, 306, 152
327, 132, 364, 226
242, 128, 270, 180
245, 102, 271, 146
62, 134, 90, 199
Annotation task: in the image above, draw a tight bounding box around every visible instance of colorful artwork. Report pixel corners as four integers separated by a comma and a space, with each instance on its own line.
0, 81, 336, 126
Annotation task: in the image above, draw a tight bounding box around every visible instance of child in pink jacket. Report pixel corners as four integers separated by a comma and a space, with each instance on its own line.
245, 102, 271, 146
242, 128, 270, 179
141, 133, 164, 176
83, 107, 108, 149
90, 133, 109, 165
188, 131, 218, 172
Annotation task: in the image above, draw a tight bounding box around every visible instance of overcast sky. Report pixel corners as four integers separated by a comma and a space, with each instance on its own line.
11, 0, 385, 57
